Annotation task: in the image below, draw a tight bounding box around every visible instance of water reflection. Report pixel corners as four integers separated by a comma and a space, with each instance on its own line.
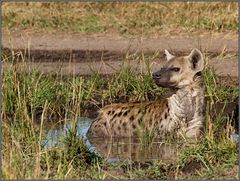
88, 137, 178, 163
42, 117, 94, 150
43, 117, 179, 163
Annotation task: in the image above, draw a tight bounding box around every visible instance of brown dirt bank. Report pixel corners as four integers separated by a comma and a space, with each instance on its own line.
2, 32, 237, 53
2, 57, 238, 78
2, 32, 238, 77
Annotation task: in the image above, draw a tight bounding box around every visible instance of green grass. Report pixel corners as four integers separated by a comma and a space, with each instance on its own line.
2, 2, 238, 37
204, 68, 238, 102
2, 50, 238, 179
175, 138, 237, 178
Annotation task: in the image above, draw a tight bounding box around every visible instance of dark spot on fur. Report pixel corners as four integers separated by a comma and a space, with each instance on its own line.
118, 126, 121, 130
138, 119, 142, 125
117, 112, 123, 117
123, 110, 130, 116
164, 112, 168, 119
123, 122, 127, 128
166, 104, 169, 112
132, 124, 136, 129
107, 111, 111, 115
112, 113, 117, 119
160, 124, 163, 128
103, 122, 107, 126
138, 110, 141, 114
130, 116, 134, 121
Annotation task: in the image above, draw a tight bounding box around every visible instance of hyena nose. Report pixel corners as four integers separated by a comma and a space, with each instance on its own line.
152, 72, 161, 79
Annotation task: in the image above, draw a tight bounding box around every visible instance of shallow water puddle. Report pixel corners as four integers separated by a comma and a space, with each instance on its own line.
42, 117, 181, 163
42, 117, 93, 150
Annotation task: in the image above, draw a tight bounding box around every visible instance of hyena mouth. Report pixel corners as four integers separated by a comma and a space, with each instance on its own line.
153, 79, 176, 88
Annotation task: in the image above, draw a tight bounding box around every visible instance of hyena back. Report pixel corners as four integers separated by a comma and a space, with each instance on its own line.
87, 48, 205, 139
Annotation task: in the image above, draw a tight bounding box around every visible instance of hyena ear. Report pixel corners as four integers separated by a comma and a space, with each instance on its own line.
188, 48, 204, 72
164, 49, 175, 61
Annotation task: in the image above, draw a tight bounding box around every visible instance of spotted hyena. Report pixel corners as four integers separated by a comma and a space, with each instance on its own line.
87, 48, 205, 140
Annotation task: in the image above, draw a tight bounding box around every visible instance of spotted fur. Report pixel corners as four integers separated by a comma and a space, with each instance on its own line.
87, 49, 205, 140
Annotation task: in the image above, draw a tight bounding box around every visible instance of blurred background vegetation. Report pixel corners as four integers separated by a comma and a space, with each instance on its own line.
2, 2, 238, 37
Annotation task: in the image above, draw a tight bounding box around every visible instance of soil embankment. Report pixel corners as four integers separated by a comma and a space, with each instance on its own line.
2, 32, 238, 78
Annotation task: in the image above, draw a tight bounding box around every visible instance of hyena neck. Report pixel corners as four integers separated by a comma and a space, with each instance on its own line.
168, 74, 205, 125
173, 73, 204, 98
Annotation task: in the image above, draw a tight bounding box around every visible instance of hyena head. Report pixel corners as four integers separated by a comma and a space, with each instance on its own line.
153, 48, 204, 88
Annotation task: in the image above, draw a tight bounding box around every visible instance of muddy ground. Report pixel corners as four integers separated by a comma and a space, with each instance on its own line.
2, 32, 238, 77
2, 31, 237, 52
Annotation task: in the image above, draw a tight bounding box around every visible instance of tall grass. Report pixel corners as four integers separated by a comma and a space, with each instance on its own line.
1, 50, 238, 179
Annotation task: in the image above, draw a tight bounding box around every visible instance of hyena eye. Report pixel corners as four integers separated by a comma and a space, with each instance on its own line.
170, 67, 180, 72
